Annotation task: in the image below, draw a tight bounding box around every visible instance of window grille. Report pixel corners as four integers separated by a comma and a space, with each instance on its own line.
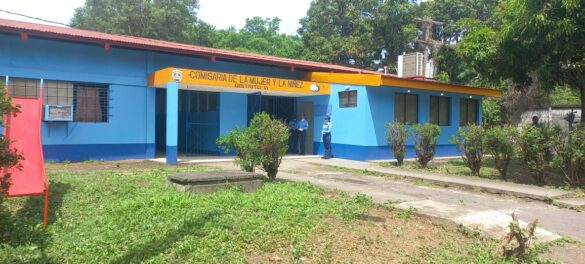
339, 90, 357, 108
3, 77, 109, 123
73, 84, 109, 123
7, 78, 40, 98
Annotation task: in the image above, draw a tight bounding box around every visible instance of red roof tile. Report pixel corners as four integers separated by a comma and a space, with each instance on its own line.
0, 18, 381, 74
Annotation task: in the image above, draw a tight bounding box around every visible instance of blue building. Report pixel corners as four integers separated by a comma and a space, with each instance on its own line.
0, 19, 501, 164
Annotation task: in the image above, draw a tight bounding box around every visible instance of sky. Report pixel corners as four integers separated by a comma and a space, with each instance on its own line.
0, 0, 313, 35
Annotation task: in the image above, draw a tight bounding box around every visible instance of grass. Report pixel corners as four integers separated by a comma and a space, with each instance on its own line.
380, 157, 585, 193
0, 161, 554, 263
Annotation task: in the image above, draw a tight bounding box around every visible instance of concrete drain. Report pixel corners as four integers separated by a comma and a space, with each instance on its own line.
168, 170, 264, 194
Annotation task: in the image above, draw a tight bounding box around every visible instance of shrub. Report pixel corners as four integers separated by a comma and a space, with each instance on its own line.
484, 126, 518, 180
412, 123, 441, 168
553, 126, 585, 187
218, 112, 289, 180
518, 124, 558, 186
482, 97, 505, 128
451, 125, 485, 176
385, 122, 408, 166
216, 127, 257, 172
0, 83, 22, 210
247, 112, 290, 180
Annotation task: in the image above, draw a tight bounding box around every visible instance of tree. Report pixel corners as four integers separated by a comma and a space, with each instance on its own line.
372, 0, 418, 72
298, 0, 380, 68
415, 0, 499, 43
215, 17, 303, 59
458, 0, 585, 118
70, 0, 216, 45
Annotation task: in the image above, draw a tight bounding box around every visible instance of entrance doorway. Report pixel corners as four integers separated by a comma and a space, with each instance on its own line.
247, 94, 297, 123
155, 89, 220, 157
247, 94, 299, 153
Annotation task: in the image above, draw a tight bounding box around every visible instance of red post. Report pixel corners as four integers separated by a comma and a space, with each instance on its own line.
43, 185, 49, 227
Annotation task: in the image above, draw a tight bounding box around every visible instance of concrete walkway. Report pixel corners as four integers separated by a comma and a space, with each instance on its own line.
206, 158, 585, 244
305, 158, 575, 202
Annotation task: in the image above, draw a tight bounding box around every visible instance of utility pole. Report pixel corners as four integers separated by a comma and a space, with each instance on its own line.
414, 18, 446, 78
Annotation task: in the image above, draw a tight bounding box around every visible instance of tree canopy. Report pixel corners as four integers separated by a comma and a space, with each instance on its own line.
215, 17, 303, 59
70, 0, 216, 46
457, 0, 585, 117
69, 0, 583, 115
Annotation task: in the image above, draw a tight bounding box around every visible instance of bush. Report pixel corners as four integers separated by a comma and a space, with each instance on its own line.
518, 124, 558, 186
0, 83, 22, 210
247, 112, 290, 180
385, 122, 408, 166
412, 123, 441, 168
451, 125, 485, 176
482, 97, 505, 128
217, 112, 289, 180
553, 126, 585, 187
484, 126, 518, 180
216, 127, 257, 172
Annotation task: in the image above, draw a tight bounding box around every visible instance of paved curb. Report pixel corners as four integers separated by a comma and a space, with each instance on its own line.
301, 158, 574, 202
553, 198, 585, 211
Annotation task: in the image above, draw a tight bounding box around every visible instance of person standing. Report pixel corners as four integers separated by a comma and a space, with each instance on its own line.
321, 115, 333, 159
288, 115, 298, 153
532, 115, 544, 129
297, 113, 309, 155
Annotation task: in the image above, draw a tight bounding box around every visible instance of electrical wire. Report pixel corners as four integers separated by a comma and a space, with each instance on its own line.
0, 8, 70, 27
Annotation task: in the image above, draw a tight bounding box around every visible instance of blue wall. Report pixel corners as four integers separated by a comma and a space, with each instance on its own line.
0, 32, 483, 162
219, 92, 248, 136
0, 33, 305, 161
300, 83, 482, 160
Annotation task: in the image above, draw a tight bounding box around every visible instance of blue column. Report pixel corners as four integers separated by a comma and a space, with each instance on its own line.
166, 82, 179, 165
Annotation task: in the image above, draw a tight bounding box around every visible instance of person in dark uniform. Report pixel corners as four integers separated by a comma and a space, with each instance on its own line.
297, 113, 309, 155
288, 115, 298, 153
321, 115, 333, 159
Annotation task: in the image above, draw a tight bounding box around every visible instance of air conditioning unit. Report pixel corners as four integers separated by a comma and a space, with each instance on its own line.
44, 105, 74, 121
397, 52, 424, 78
397, 52, 436, 79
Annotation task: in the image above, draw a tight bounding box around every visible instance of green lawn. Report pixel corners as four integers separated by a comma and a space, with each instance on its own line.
0, 161, 539, 263
380, 157, 583, 191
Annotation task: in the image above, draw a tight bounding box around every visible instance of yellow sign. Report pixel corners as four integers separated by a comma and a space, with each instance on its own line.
148, 67, 331, 95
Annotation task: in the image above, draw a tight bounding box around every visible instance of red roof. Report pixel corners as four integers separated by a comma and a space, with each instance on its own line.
0, 18, 380, 74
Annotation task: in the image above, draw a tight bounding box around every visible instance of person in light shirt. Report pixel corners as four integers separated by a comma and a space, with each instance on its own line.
321, 115, 333, 159
297, 113, 309, 155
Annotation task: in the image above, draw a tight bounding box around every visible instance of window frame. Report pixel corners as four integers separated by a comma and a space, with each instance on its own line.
430, 96, 451, 126
394, 93, 418, 123
459, 98, 479, 126
338, 90, 357, 108
72, 83, 110, 123
6, 77, 40, 98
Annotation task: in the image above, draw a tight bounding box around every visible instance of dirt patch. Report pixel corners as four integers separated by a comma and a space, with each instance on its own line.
46, 159, 173, 173
540, 245, 585, 264
248, 207, 483, 263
